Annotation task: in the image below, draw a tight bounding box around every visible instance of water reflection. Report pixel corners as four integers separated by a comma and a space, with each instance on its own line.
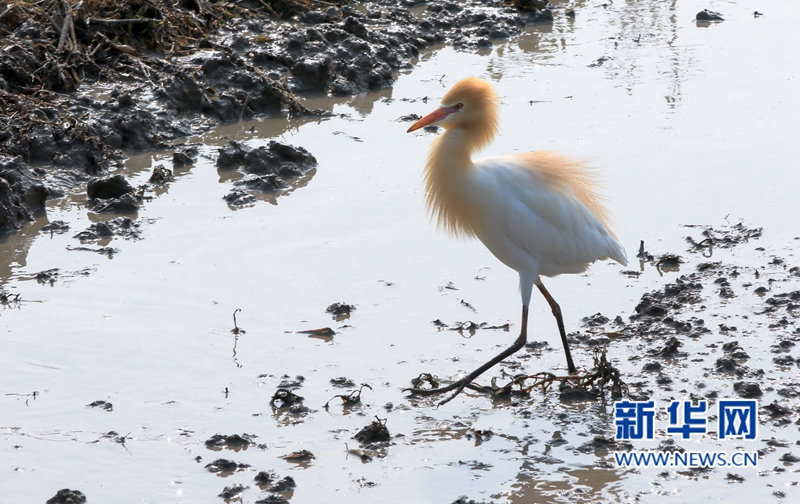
510, 464, 626, 503
0, 212, 47, 283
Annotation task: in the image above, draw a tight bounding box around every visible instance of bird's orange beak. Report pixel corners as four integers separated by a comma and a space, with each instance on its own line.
407, 106, 457, 133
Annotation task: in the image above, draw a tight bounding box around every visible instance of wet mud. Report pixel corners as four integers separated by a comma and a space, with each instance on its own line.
0, 0, 556, 235
15, 217, 800, 503
4, 1, 800, 502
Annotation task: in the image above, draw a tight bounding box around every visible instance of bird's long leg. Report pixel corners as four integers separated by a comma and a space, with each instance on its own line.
407, 306, 529, 406
536, 281, 577, 374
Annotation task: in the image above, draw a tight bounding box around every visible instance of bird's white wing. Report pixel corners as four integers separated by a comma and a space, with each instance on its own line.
472, 156, 627, 277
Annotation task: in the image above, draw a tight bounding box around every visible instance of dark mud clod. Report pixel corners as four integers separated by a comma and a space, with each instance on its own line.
270, 388, 304, 408
725, 473, 744, 483
325, 302, 355, 317
87, 400, 113, 411
255, 495, 290, 504
204, 433, 257, 450
648, 336, 686, 359
74, 217, 141, 242
696, 10, 724, 22
91, 193, 140, 214
216, 140, 317, 177
35, 268, 60, 285
254, 470, 278, 484
218, 483, 247, 499
266, 476, 296, 493
733, 381, 763, 398
87, 175, 134, 200
0, 0, 559, 232
330, 377, 356, 388
0, 155, 49, 232
41, 220, 71, 234
452, 497, 491, 504
577, 435, 634, 454
46, 489, 86, 504
173, 151, 194, 167
205, 458, 250, 473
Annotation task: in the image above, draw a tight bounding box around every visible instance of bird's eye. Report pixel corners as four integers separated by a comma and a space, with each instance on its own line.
454, 103, 464, 110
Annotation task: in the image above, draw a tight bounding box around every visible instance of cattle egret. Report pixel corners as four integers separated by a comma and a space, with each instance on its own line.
406, 77, 627, 405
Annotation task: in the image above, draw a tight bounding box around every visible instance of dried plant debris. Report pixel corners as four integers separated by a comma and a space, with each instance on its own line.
409, 372, 440, 391
99, 430, 130, 444
353, 416, 391, 445
410, 346, 628, 402
282, 450, 314, 462
432, 319, 510, 332
231, 308, 245, 335
65, 244, 118, 256
324, 383, 371, 409
148, 164, 174, 184
0, 286, 22, 306
685, 222, 762, 251
292, 327, 336, 338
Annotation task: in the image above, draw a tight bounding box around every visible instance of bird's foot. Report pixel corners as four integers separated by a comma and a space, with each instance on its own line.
405, 377, 473, 406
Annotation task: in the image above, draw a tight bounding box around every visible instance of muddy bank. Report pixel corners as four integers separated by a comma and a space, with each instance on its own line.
0, 0, 559, 234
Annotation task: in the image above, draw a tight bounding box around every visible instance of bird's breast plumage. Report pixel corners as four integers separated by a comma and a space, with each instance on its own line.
456, 153, 627, 277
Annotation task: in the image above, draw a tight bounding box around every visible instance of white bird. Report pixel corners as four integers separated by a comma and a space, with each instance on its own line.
406, 77, 627, 405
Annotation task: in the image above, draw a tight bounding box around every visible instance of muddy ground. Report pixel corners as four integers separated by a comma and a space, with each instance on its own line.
2, 1, 800, 503
0, 0, 555, 234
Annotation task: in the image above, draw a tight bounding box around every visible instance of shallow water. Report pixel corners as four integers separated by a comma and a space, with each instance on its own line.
3, 1, 800, 503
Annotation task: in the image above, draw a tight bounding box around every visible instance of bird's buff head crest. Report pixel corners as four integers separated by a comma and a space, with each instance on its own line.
407, 77, 500, 152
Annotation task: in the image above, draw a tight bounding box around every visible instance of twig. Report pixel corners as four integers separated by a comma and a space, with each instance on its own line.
239, 92, 251, 121
0, 4, 15, 23
57, 1, 75, 52
88, 18, 159, 26
137, 59, 153, 85
255, 0, 279, 17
